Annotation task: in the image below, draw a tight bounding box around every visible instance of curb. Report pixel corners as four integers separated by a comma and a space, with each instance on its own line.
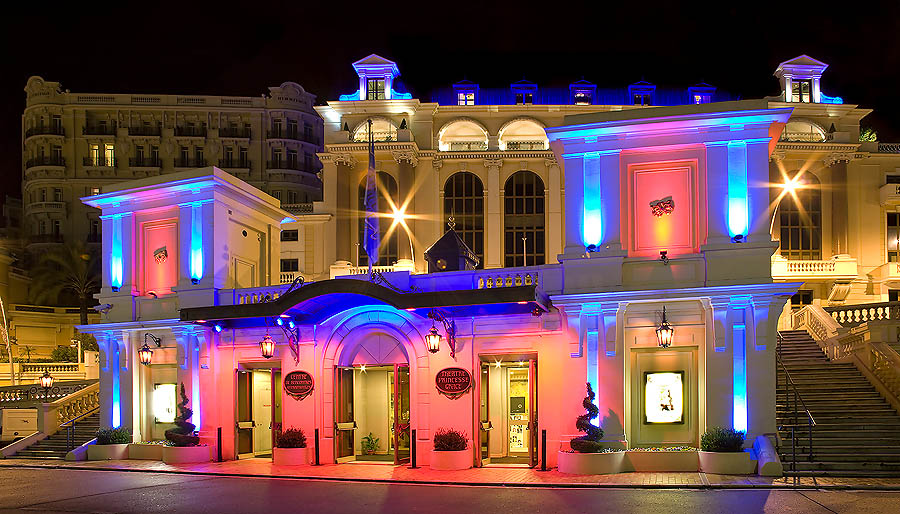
3, 463, 900, 491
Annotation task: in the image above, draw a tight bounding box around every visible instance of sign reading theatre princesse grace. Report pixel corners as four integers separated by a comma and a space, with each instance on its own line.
435, 367, 472, 399
284, 371, 314, 401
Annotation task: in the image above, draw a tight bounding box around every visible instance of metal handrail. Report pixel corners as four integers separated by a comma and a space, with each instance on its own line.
776, 332, 817, 473
60, 406, 99, 453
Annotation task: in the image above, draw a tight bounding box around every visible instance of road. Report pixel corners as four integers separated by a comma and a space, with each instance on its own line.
0, 468, 899, 513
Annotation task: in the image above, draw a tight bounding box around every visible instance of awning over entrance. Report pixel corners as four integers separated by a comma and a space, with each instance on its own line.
180, 278, 547, 327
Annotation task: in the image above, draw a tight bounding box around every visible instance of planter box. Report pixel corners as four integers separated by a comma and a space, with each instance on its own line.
558, 451, 625, 475
127, 444, 164, 461
699, 451, 757, 475
273, 447, 311, 466
623, 451, 699, 472
162, 445, 210, 464
87, 443, 129, 461
430, 449, 471, 470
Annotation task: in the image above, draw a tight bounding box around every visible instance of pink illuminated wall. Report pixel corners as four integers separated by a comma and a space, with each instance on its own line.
141, 220, 178, 295
622, 150, 707, 257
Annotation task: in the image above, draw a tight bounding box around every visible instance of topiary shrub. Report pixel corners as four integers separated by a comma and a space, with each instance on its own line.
276, 428, 307, 449
700, 426, 745, 452
433, 428, 468, 451
96, 427, 131, 445
570, 382, 604, 453
164, 383, 199, 447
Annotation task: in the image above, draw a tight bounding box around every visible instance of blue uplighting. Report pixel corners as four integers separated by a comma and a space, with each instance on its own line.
819, 92, 843, 104
110, 216, 123, 291
339, 90, 360, 101
190, 202, 203, 284
727, 141, 748, 238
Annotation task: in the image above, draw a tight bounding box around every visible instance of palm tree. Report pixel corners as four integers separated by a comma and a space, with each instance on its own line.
29, 242, 100, 325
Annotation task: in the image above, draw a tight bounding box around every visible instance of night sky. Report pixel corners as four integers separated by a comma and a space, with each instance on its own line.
2, 3, 899, 203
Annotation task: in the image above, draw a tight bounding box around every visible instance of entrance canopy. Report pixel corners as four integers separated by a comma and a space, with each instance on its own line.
180, 277, 547, 329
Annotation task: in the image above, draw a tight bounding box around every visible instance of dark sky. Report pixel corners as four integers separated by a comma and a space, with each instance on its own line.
3, 2, 899, 202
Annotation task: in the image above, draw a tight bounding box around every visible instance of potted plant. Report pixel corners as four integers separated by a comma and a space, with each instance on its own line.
558, 383, 624, 474
273, 427, 310, 466
162, 383, 209, 464
87, 427, 131, 460
698, 426, 756, 475
360, 432, 379, 456
127, 440, 171, 460
430, 427, 470, 470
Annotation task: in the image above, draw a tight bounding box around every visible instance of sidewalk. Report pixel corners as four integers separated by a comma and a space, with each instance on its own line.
2, 457, 900, 490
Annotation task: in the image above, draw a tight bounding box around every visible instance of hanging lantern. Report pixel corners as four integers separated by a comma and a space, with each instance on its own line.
40, 370, 54, 390
425, 325, 442, 354
656, 307, 675, 348
138, 344, 153, 366
260, 333, 276, 359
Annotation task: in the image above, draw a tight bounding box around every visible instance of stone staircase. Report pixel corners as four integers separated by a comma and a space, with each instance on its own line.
777, 330, 900, 476
6, 411, 99, 460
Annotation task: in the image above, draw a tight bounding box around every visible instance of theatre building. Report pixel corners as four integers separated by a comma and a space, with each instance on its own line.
79, 93, 798, 469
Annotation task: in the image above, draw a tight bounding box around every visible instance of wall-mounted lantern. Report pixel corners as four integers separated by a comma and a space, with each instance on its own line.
138, 344, 154, 366
425, 323, 442, 354
656, 307, 674, 348
260, 333, 276, 359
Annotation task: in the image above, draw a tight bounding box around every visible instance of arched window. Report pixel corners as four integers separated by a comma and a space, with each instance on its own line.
357, 171, 399, 267
781, 120, 827, 142
504, 171, 545, 267
779, 172, 821, 260
352, 118, 398, 142
443, 172, 484, 267
498, 119, 548, 151
438, 119, 488, 151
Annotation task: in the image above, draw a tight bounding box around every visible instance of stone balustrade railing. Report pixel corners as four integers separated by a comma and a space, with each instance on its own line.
36, 382, 100, 436
824, 301, 900, 328
794, 304, 900, 413
0, 379, 96, 408
475, 269, 542, 289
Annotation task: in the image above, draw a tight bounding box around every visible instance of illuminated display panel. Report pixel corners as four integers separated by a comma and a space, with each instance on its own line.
644, 371, 684, 424
153, 383, 176, 423
142, 220, 178, 296
630, 163, 697, 256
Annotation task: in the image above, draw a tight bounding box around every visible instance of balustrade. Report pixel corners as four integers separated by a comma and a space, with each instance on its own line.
824, 301, 900, 327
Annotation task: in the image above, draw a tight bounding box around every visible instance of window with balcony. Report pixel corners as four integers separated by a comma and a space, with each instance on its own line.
457, 92, 475, 105
239, 147, 248, 167
51, 115, 62, 133
366, 79, 386, 100
38, 220, 47, 235
104, 143, 115, 166
304, 152, 313, 170
51, 145, 62, 163
287, 149, 298, 169
90, 144, 101, 166
778, 173, 821, 260
195, 147, 204, 166
52, 220, 61, 236
40, 189, 46, 202
272, 119, 283, 138
444, 172, 484, 267
504, 170, 545, 267
281, 229, 298, 241
888, 213, 900, 262
53, 188, 62, 202
515, 93, 533, 105
224, 146, 234, 166
633, 93, 652, 106
281, 259, 299, 272
150, 145, 159, 164
288, 119, 298, 139
287, 190, 298, 204
357, 171, 399, 267
272, 190, 282, 201
272, 148, 283, 167
791, 79, 812, 103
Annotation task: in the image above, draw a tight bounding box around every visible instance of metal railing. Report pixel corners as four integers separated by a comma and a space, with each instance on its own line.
128, 125, 161, 136
61, 407, 99, 453
25, 156, 65, 168
218, 159, 251, 169
83, 157, 117, 167
82, 123, 117, 135
174, 126, 207, 137
129, 157, 161, 167
25, 126, 65, 138
776, 333, 817, 474
174, 158, 208, 168
220, 127, 251, 138
878, 143, 900, 154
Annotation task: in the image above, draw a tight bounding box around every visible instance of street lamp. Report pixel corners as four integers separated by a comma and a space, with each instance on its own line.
260, 333, 276, 359
656, 307, 675, 348
40, 370, 54, 396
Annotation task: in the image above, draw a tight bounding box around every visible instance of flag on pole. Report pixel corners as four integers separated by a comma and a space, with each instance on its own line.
363, 119, 380, 275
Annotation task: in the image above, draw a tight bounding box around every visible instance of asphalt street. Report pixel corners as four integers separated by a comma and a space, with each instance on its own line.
1, 468, 900, 513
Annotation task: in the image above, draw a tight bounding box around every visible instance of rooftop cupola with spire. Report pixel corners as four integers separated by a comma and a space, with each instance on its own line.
774, 55, 843, 104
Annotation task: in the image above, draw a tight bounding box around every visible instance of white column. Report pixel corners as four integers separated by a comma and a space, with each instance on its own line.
560, 155, 584, 259
484, 159, 503, 269
706, 142, 730, 245
598, 150, 623, 254
546, 158, 563, 262
747, 140, 775, 240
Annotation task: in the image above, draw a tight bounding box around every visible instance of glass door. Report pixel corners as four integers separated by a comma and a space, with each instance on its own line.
529, 358, 539, 468
236, 370, 253, 458
272, 369, 283, 448
479, 362, 491, 465
507, 367, 529, 460
393, 365, 411, 464
334, 367, 355, 462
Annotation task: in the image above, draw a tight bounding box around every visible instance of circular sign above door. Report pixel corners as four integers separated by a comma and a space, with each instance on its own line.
435, 367, 472, 399
284, 371, 314, 401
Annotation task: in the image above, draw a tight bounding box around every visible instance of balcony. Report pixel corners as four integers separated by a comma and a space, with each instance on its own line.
24, 126, 65, 138
174, 126, 207, 137
129, 157, 161, 168
128, 125, 161, 136
82, 123, 117, 136
25, 156, 65, 169
267, 130, 319, 145
83, 157, 117, 167
219, 127, 251, 139
771, 254, 858, 281
25, 202, 65, 216
282, 203, 314, 214
174, 158, 208, 168
218, 159, 251, 169
267, 160, 307, 172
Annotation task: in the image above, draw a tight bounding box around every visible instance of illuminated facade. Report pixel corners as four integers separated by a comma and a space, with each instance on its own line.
80, 88, 797, 469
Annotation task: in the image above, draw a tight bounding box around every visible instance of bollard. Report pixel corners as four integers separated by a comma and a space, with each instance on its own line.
215, 427, 222, 462
541, 429, 547, 471
315, 428, 320, 465
410, 429, 417, 468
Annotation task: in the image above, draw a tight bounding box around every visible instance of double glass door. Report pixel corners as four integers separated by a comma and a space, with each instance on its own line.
236, 368, 282, 458
479, 357, 538, 467
334, 364, 410, 464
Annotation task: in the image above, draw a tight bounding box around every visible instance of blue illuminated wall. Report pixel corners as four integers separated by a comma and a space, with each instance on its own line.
110, 215, 123, 290
730, 296, 751, 433
727, 141, 748, 238
190, 202, 203, 283
583, 155, 603, 246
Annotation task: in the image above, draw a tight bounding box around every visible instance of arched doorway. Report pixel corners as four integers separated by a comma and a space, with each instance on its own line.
334, 331, 411, 464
